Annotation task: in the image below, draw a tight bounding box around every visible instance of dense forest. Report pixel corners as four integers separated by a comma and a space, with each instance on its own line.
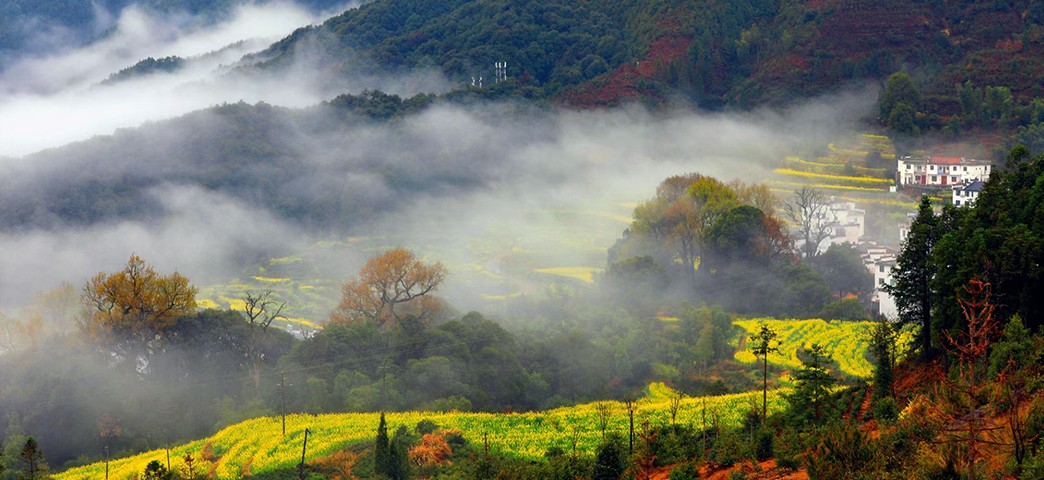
249, 0, 1044, 109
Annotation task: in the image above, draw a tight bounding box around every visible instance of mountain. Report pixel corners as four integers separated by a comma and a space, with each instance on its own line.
0, 0, 350, 68
249, 0, 1044, 110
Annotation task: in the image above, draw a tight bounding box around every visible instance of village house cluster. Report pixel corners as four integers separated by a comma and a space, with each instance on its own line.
809, 154, 994, 319
896, 155, 992, 206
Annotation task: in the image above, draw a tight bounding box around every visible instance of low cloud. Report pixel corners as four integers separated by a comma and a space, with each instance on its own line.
0, 184, 304, 308
0, 0, 449, 158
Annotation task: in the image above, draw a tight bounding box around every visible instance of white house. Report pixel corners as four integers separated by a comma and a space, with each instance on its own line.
897, 155, 992, 187
952, 179, 985, 207
857, 242, 899, 319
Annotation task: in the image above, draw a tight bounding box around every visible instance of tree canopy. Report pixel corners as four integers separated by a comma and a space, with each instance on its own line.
81, 254, 197, 344
331, 247, 447, 328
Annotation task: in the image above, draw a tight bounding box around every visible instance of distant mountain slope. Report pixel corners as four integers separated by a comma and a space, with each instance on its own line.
251, 0, 1044, 110
0, 0, 349, 66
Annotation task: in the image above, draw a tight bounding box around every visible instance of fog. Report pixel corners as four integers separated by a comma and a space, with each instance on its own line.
0, 0, 882, 320
0, 0, 449, 158
0, 82, 877, 313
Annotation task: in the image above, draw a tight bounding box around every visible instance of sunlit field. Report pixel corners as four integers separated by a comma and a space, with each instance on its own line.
56, 384, 787, 480
734, 318, 912, 378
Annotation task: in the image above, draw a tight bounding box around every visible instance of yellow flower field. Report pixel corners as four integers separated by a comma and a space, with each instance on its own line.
533, 267, 601, 283
734, 318, 877, 378
55, 385, 787, 480
774, 168, 893, 185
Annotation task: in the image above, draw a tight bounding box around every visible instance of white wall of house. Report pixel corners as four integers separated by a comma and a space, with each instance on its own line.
897, 156, 991, 187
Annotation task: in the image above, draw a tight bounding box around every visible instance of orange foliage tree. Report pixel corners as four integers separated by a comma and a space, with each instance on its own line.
330, 247, 446, 328
81, 255, 197, 366
408, 433, 453, 467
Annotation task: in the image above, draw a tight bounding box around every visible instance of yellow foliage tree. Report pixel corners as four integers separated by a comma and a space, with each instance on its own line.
81, 254, 197, 347
330, 247, 446, 328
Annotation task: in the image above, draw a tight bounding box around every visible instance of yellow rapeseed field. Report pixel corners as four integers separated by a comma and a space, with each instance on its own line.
55, 385, 786, 480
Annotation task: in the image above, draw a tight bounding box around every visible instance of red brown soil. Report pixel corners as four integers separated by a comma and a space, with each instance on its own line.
701, 460, 809, 480
642, 460, 809, 480
558, 35, 692, 107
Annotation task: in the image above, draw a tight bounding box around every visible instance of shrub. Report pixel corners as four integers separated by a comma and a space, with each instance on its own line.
593, 434, 627, 480
713, 429, 748, 467
805, 422, 875, 480
871, 397, 898, 423
775, 427, 803, 471
754, 428, 774, 461
415, 419, 439, 435
668, 462, 698, 480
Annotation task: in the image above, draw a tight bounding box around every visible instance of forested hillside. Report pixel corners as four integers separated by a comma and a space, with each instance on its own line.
250, 0, 1044, 109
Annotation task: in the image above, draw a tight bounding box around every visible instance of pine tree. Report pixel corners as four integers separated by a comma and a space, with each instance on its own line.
786, 343, 836, 425
868, 319, 897, 400
885, 195, 938, 357
750, 324, 780, 421
387, 428, 411, 480
18, 437, 48, 480
374, 413, 390, 478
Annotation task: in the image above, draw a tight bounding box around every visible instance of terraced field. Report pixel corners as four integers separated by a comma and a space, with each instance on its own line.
55, 384, 786, 480
733, 318, 911, 379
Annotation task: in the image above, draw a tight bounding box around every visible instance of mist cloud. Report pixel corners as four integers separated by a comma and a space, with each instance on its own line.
0, 184, 305, 309
0, 0, 450, 158
0, 53, 877, 314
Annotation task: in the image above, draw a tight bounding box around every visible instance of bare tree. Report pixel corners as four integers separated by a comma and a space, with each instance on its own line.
243, 291, 286, 392
594, 402, 614, 439
784, 186, 835, 258
937, 279, 1002, 480
669, 392, 684, 425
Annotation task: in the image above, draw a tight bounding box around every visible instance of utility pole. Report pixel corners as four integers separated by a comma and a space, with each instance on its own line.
105, 446, 109, 480
298, 428, 310, 480
166, 443, 171, 471
281, 374, 287, 437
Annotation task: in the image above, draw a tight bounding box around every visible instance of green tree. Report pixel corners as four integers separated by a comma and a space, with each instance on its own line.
887, 102, 919, 136
374, 413, 390, 477
749, 324, 780, 421
885, 196, 938, 357
142, 460, 172, 480
812, 242, 874, 300
386, 426, 411, 480
592, 433, 627, 480
786, 344, 837, 425
18, 437, 47, 480
867, 319, 898, 401
879, 72, 921, 123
